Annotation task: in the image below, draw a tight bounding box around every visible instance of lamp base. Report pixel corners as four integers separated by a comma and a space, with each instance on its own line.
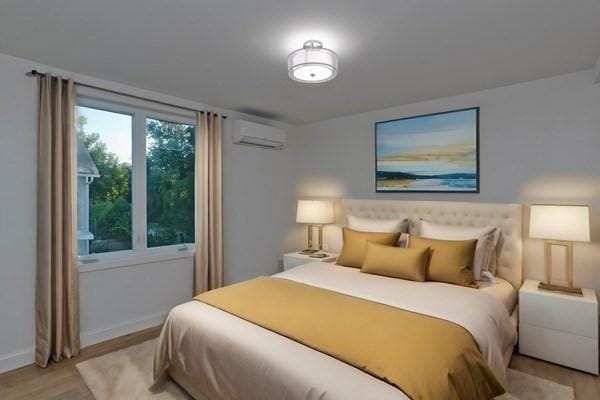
538, 282, 583, 296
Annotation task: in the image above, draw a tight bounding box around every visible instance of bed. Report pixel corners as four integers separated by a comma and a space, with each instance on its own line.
154, 199, 523, 400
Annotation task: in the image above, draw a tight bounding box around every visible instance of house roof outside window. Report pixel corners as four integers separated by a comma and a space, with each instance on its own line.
77, 141, 100, 177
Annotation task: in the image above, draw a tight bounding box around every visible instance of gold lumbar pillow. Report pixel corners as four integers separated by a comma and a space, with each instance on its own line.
361, 242, 431, 282
408, 236, 478, 288
337, 228, 401, 268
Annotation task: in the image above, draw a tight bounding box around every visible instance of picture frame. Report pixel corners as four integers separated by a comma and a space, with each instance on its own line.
375, 107, 480, 193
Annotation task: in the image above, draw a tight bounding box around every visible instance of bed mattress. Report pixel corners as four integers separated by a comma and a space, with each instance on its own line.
478, 276, 518, 314
154, 262, 518, 400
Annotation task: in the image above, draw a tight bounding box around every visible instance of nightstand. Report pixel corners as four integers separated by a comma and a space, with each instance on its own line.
519, 279, 599, 374
283, 251, 339, 271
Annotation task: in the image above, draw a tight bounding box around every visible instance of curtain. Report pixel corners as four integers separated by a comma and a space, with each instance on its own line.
35, 75, 80, 368
194, 112, 224, 294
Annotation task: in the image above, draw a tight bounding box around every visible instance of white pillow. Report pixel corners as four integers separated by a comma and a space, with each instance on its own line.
418, 220, 500, 281
347, 215, 409, 247
487, 232, 504, 275
347, 215, 408, 233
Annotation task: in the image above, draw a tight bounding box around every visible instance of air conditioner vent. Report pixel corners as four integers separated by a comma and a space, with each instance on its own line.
233, 120, 286, 150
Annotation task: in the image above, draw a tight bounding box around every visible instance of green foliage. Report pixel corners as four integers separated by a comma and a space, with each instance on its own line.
78, 115, 132, 253
78, 114, 195, 253
89, 198, 132, 253
146, 119, 195, 247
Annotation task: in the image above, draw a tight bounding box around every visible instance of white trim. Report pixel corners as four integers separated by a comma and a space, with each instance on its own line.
132, 110, 146, 252
77, 86, 195, 120
0, 347, 35, 374
77, 96, 138, 117
80, 311, 167, 348
79, 247, 194, 273
146, 109, 195, 126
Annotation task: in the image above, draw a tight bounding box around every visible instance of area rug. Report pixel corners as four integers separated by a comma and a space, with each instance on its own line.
76, 339, 574, 400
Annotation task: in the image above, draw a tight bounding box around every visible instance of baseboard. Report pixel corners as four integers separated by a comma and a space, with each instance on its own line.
80, 311, 167, 348
0, 311, 167, 375
0, 347, 35, 374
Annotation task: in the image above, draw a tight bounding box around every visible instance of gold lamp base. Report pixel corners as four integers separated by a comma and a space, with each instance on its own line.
538, 282, 583, 296
301, 224, 324, 253
540, 239, 583, 296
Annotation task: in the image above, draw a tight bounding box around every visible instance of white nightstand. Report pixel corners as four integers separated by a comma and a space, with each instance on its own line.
283, 251, 339, 271
519, 279, 599, 374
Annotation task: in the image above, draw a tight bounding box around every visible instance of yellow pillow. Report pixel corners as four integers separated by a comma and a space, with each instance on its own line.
337, 228, 401, 268
409, 236, 478, 288
361, 242, 430, 282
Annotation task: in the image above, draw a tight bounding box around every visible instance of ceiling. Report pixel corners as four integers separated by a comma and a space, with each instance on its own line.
0, 0, 599, 125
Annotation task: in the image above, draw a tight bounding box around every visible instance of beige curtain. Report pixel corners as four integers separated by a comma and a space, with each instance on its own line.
35, 75, 80, 368
194, 112, 224, 294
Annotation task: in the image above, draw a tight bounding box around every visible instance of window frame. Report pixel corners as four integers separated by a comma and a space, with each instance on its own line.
77, 94, 197, 273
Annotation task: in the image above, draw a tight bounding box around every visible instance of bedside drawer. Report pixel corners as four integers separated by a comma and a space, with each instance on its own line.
520, 291, 598, 338
519, 323, 598, 374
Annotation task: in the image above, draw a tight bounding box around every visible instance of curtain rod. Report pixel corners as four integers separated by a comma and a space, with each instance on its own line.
26, 70, 227, 119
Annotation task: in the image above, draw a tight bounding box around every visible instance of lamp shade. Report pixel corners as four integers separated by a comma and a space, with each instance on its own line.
529, 205, 590, 242
296, 200, 334, 224
288, 40, 338, 83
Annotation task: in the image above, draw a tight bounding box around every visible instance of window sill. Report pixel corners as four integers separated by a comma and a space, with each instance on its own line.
78, 248, 195, 274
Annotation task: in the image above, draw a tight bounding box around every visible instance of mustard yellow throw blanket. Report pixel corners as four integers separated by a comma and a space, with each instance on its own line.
194, 277, 504, 400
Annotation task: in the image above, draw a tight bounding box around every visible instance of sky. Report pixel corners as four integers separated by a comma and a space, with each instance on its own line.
77, 106, 133, 164
376, 108, 477, 157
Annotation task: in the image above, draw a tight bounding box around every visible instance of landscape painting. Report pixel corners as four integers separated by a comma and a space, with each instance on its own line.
375, 107, 479, 192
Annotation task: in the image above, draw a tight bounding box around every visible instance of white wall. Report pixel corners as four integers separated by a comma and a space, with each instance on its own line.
224, 134, 300, 283
79, 258, 193, 347
293, 69, 600, 291
0, 52, 299, 373
0, 53, 39, 373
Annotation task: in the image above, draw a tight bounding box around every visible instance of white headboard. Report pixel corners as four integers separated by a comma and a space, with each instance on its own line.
326, 199, 523, 288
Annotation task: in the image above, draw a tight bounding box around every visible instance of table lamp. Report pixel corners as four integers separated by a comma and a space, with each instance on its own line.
529, 204, 590, 295
296, 200, 334, 254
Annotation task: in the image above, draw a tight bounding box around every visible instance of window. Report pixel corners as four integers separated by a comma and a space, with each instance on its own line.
76, 98, 196, 262
146, 118, 195, 247
77, 106, 133, 255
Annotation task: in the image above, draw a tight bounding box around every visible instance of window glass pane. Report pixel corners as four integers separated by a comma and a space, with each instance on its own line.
77, 106, 133, 255
146, 118, 195, 247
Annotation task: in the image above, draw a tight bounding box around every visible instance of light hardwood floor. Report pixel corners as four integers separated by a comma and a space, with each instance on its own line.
510, 353, 600, 399
1, 327, 599, 400
0, 326, 161, 400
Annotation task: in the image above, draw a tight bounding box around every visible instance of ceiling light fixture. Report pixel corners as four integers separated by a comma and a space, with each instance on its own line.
288, 40, 338, 83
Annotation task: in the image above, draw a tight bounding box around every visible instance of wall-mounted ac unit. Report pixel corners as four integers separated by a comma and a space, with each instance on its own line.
233, 120, 286, 150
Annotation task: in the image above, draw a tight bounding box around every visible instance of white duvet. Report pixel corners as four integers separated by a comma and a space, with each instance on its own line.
154, 263, 517, 400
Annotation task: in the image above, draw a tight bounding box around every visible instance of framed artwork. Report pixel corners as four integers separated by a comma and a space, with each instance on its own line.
375, 107, 479, 193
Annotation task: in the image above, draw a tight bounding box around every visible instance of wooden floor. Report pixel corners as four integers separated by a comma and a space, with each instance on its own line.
509, 353, 600, 399
0, 326, 162, 400
1, 327, 599, 399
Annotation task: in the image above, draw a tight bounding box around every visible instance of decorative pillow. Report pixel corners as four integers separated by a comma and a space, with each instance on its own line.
337, 228, 401, 268
418, 220, 500, 281
408, 236, 478, 288
361, 242, 430, 282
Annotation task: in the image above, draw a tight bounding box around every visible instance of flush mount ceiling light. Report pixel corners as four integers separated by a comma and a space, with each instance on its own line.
288, 40, 338, 83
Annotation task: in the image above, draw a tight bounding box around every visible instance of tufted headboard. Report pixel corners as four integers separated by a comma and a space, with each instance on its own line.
326, 199, 523, 288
